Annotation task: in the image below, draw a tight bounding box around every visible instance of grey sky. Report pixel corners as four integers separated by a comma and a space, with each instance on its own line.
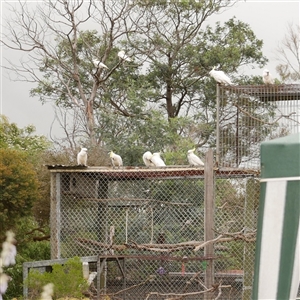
0, 1, 299, 139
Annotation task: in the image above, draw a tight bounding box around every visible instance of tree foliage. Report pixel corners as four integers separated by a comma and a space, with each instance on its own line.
0, 115, 50, 153
0, 149, 40, 234
1, 0, 269, 164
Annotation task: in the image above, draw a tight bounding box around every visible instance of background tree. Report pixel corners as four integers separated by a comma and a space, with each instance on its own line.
1, 0, 147, 150
0, 115, 53, 225
276, 23, 300, 82
1, 0, 270, 166
0, 115, 50, 155
0, 148, 40, 237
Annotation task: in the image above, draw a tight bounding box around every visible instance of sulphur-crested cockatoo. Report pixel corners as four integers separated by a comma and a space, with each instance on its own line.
187, 148, 204, 166
262, 69, 274, 84
93, 59, 109, 69
77, 148, 88, 166
150, 152, 166, 167
143, 151, 155, 167
110, 151, 123, 167
118, 50, 131, 62
209, 66, 233, 85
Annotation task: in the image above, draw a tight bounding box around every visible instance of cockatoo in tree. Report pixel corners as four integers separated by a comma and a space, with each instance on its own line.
143, 151, 155, 167
93, 59, 109, 69
150, 152, 166, 167
187, 148, 204, 167
110, 151, 123, 167
118, 50, 131, 62
77, 148, 88, 166
209, 66, 233, 85
262, 69, 275, 84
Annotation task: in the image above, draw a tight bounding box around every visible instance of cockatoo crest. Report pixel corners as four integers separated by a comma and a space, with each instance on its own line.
110, 151, 123, 167
77, 148, 88, 166
143, 151, 155, 167
93, 59, 109, 69
262, 69, 275, 85
118, 50, 131, 62
209, 66, 233, 85
150, 152, 166, 167
187, 148, 204, 167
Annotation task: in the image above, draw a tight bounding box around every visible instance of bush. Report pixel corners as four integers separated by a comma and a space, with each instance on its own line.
26, 257, 89, 299
0, 149, 41, 236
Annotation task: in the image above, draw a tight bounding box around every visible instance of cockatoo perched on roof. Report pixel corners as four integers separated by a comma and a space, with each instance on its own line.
150, 152, 166, 167
93, 59, 109, 69
209, 66, 233, 85
187, 148, 204, 167
118, 50, 131, 62
110, 151, 123, 167
77, 148, 88, 166
262, 69, 274, 84
143, 151, 155, 167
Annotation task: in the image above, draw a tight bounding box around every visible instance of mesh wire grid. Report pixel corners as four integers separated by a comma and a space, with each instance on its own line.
217, 84, 300, 169
46, 84, 300, 299
49, 167, 259, 300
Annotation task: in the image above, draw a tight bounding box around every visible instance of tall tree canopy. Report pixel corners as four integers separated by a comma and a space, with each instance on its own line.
1, 0, 268, 164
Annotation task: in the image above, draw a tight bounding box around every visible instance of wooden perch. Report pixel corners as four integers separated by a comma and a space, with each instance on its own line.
76, 229, 256, 254
145, 281, 232, 300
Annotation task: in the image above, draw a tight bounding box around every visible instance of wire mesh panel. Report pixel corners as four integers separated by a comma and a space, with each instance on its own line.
54, 169, 205, 258
218, 84, 300, 169
49, 167, 260, 299
45, 84, 300, 299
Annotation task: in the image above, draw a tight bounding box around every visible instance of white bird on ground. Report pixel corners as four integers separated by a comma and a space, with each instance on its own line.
93, 59, 109, 69
209, 66, 233, 85
262, 69, 275, 84
110, 151, 123, 167
150, 152, 166, 167
187, 148, 204, 167
118, 50, 131, 62
77, 148, 88, 166
143, 151, 155, 167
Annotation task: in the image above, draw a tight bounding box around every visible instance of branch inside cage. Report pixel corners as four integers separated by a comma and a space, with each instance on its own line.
76, 230, 256, 254
145, 281, 232, 300
234, 103, 298, 125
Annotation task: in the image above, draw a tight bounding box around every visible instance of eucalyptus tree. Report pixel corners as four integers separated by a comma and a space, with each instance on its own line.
1, 0, 269, 164
276, 23, 300, 82
1, 0, 148, 149
126, 1, 268, 150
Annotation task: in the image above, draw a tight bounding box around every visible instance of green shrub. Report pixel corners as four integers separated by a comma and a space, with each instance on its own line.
26, 257, 89, 299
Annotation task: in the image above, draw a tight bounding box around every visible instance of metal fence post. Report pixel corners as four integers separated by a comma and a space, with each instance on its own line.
242, 177, 259, 300
97, 178, 109, 294
50, 172, 61, 259
204, 149, 215, 300
216, 84, 220, 167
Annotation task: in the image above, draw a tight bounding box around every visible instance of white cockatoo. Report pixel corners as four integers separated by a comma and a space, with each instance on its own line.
77, 148, 88, 166
118, 50, 131, 62
93, 59, 109, 69
209, 66, 233, 85
262, 69, 274, 84
187, 148, 204, 167
143, 151, 155, 167
110, 151, 123, 167
150, 152, 166, 167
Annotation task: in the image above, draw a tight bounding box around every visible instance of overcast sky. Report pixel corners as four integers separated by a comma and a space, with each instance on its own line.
0, 1, 299, 139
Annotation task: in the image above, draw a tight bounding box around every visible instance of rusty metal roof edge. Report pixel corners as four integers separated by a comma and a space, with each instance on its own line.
45, 165, 259, 176
46, 165, 204, 172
